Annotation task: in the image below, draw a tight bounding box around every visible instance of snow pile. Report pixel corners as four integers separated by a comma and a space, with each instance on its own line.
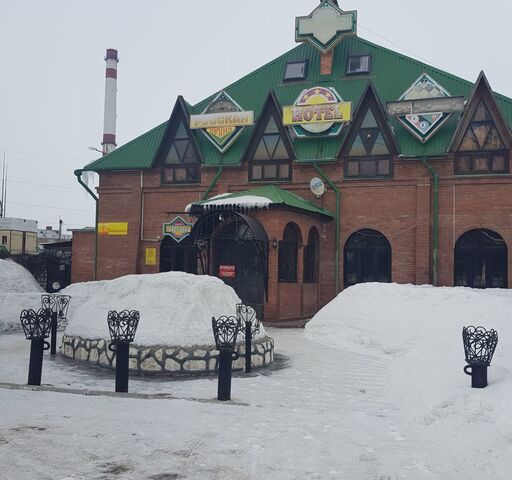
0, 259, 44, 331
306, 283, 512, 440
65, 272, 266, 346
0, 259, 43, 293
186, 194, 271, 212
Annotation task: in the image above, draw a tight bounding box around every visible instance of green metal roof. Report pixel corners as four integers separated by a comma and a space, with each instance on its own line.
83, 35, 512, 172
189, 184, 334, 218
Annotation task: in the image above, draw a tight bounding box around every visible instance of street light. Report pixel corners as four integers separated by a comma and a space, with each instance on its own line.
20, 308, 52, 385
462, 325, 498, 388
236, 303, 261, 373
107, 310, 139, 393
212, 315, 240, 401
41, 294, 71, 355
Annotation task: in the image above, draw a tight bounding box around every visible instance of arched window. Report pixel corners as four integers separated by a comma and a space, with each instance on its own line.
279, 223, 300, 282
454, 229, 507, 288
344, 229, 391, 287
303, 227, 319, 283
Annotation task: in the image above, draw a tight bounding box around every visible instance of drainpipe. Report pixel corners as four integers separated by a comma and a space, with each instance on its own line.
313, 164, 340, 295
421, 157, 439, 286
202, 166, 223, 201
74, 169, 99, 281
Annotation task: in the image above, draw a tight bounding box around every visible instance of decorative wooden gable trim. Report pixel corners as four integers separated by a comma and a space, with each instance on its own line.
244, 91, 296, 164
339, 82, 399, 159
448, 72, 511, 153
153, 96, 203, 167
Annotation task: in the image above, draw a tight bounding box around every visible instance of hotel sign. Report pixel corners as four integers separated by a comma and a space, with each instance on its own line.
189, 91, 253, 153
284, 86, 351, 138
98, 222, 128, 236
163, 216, 192, 243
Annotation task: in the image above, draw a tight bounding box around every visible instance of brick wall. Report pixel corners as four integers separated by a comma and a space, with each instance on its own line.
74, 151, 512, 324
71, 230, 95, 283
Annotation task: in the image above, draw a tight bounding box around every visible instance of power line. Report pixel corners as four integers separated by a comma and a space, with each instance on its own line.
8, 201, 92, 213
8, 178, 84, 191
3, 148, 91, 163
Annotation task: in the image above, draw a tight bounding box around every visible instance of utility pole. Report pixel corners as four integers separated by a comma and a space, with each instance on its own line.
58, 218, 62, 243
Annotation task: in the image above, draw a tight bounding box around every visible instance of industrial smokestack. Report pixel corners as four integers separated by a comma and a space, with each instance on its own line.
102, 48, 119, 155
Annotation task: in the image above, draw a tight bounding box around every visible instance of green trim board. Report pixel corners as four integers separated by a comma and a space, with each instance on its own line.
82, 35, 512, 173
187, 184, 334, 219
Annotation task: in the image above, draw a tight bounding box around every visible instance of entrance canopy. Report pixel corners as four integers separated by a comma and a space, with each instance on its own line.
186, 184, 334, 219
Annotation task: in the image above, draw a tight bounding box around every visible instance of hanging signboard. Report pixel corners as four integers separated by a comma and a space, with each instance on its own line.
283, 86, 351, 138
219, 265, 236, 279
163, 216, 192, 243
189, 91, 254, 153
145, 247, 157, 266
98, 222, 128, 236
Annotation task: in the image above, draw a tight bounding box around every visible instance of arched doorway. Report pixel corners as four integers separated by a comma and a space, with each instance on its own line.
344, 229, 391, 287
454, 229, 507, 288
159, 235, 197, 274
192, 210, 268, 318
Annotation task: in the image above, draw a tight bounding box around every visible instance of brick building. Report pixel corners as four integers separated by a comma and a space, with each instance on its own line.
74, 1, 512, 325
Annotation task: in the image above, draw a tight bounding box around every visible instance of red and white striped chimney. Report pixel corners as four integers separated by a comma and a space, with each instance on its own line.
102, 48, 119, 155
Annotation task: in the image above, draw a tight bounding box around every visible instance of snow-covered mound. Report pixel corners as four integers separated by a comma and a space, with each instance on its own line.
0, 259, 43, 293
0, 259, 44, 331
65, 272, 266, 346
306, 283, 512, 357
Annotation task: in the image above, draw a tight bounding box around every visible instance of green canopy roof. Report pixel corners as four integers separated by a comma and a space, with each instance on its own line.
187, 184, 334, 219
83, 35, 512, 173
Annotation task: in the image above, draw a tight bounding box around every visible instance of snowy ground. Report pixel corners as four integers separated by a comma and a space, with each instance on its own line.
1, 281, 511, 479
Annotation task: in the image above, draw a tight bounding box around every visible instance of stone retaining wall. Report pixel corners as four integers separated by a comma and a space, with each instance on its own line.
61, 335, 274, 375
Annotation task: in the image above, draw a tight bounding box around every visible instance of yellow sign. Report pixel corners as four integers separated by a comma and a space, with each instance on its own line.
283, 102, 351, 125
98, 222, 128, 236
189, 111, 254, 129
145, 247, 156, 266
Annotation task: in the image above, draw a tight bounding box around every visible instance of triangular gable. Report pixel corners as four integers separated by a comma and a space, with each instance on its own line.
339, 82, 399, 158
244, 91, 296, 163
153, 96, 203, 167
449, 72, 511, 153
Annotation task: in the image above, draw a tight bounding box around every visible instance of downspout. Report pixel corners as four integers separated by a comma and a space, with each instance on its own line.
202, 166, 223, 200
74, 169, 99, 281
421, 157, 439, 286
313, 163, 340, 295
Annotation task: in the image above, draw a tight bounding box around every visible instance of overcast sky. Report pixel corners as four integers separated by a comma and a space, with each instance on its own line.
0, 0, 510, 231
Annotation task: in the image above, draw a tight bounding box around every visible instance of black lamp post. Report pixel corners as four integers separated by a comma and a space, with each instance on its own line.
212, 315, 240, 401
462, 325, 498, 388
41, 294, 71, 355
107, 310, 139, 393
20, 308, 52, 385
236, 303, 261, 373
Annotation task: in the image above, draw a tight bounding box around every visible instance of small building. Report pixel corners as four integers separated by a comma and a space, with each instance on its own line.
38, 225, 72, 246
73, 1, 512, 325
0, 217, 38, 255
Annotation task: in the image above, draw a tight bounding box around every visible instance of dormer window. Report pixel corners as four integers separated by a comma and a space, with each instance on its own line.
284, 60, 308, 81
346, 55, 371, 75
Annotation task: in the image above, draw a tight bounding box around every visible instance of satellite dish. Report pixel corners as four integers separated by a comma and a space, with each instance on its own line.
310, 177, 325, 198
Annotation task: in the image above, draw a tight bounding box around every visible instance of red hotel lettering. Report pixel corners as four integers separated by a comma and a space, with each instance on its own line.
291, 104, 344, 123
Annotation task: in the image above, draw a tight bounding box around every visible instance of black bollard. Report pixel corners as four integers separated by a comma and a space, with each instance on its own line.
20, 309, 52, 386
245, 321, 252, 373
212, 315, 240, 401
50, 311, 58, 355
107, 310, 139, 394
462, 326, 498, 389
110, 342, 130, 393
236, 304, 261, 374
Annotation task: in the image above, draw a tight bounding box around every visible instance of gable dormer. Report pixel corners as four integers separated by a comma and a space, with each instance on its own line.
339, 83, 398, 178
449, 72, 511, 175
154, 96, 202, 184
244, 92, 296, 182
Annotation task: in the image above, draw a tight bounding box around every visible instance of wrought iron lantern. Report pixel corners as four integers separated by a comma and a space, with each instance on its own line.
20, 308, 52, 385
236, 303, 261, 373
41, 294, 72, 355
462, 325, 498, 388
107, 310, 140, 393
212, 315, 240, 401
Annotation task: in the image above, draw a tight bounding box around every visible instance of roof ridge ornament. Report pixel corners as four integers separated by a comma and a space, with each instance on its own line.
296, 0, 357, 53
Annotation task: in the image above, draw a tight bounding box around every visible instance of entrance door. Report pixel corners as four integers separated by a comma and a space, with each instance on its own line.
213, 239, 265, 313
454, 229, 507, 288
160, 236, 197, 274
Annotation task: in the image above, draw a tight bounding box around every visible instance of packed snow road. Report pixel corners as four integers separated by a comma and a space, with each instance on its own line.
0, 326, 505, 480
